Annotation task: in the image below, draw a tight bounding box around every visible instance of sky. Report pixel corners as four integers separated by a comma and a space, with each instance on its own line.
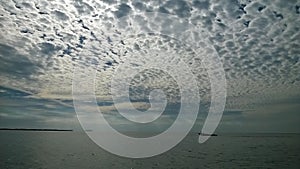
0, 0, 299, 133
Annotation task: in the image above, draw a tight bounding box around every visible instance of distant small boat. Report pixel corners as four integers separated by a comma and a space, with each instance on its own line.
198, 132, 218, 136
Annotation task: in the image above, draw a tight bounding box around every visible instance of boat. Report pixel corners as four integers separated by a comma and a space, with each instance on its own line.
198, 132, 218, 136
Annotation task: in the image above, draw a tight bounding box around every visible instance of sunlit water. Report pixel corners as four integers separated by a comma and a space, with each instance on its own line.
0, 131, 299, 169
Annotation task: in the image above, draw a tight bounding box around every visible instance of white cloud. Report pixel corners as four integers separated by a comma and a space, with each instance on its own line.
0, 0, 299, 113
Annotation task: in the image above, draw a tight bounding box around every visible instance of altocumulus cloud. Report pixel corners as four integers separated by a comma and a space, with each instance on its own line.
0, 0, 299, 132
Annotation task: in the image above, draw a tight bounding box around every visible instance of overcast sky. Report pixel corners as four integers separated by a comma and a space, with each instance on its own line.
0, 0, 299, 133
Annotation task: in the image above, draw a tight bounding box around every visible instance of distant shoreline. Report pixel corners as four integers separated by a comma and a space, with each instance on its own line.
0, 128, 73, 132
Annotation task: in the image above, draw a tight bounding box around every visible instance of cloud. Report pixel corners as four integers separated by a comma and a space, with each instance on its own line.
114, 3, 132, 18
0, 0, 299, 132
0, 86, 78, 129
0, 0, 298, 100
0, 43, 38, 78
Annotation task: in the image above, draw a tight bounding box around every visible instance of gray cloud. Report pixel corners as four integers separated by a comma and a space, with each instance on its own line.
114, 3, 132, 18
0, 86, 77, 129
0, 0, 299, 131
0, 0, 298, 98
0, 43, 38, 78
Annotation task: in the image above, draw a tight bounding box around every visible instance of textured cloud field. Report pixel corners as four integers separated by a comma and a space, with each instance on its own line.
0, 0, 299, 131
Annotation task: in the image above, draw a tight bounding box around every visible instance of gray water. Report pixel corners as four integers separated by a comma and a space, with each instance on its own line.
0, 131, 299, 169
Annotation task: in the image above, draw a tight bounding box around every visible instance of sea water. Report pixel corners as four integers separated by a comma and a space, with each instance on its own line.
0, 131, 299, 169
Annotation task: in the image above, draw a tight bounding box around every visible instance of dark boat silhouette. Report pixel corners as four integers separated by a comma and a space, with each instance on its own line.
198, 132, 218, 136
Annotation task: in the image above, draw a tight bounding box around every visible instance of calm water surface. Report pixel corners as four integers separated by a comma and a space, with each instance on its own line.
0, 131, 299, 169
